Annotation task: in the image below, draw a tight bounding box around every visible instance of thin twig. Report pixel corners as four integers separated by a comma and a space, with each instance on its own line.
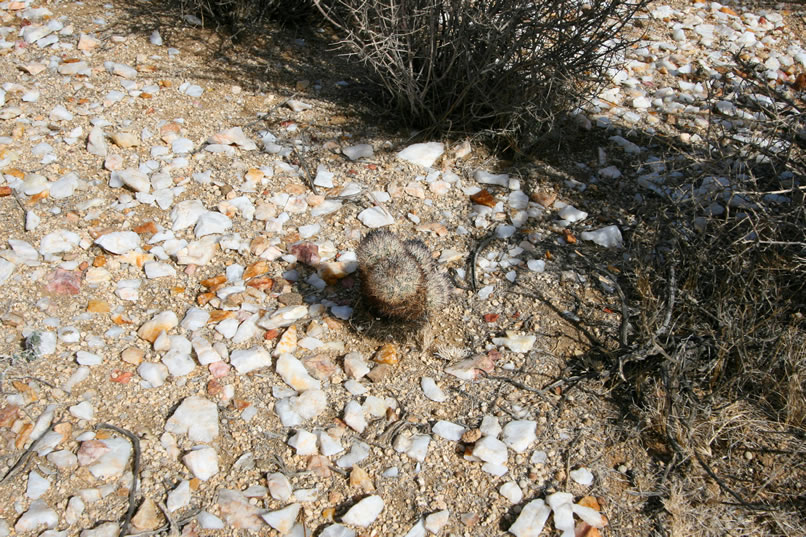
1, 420, 62, 483
655, 264, 676, 338
692, 449, 773, 511
471, 232, 496, 292
157, 501, 179, 536
292, 145, 319, 196
98, 423, 141, 537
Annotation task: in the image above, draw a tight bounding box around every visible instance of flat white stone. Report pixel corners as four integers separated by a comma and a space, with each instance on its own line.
336, 441, 370, 468
432, 421, 465, 441
165, 396, 219, 442
571, 503, 605, 528
95, 231, 140, 254
473, 436, 508, 465
171, 199, 207, 230
176, 236, 218, 265
288, 430, 318, 455
267, 472, 293, 501
474, 169, 509, 186
89, 437, 132, 479
276, 353, 320, 391
114, 169, 151, 193
50, 104, 73, 121
342, 144, 374, 160
259, 305, 308, 330
181, 307, 210, 331
570, 467, 594, 486
341, 495, 384, 527
508, 499, 551, 537
197, 511, 224, 529
167, 480, 191, 512
344, 353, 369, 380
320, 524, 356, 537
402, 519, 426, 537
397, 142, 443, 168
195, 211, 232, 238
138, 362, 169, 387
162, 350, 195, 377
262, 504, 300, 534
231, 347, 272, 374
424, 510, 449, 533
492, 332, 535, 353
104, 61, 137, 79
15, 500, 58, 532
599, 165, 622, 179
40, 229, 80, 256
69, 401, 94, 420
26, 470, 50, 499
527, 259, 545, 272
342, 399, 367, 433
501, 420, 536, 453
317, 431, 344, 456
183, 447, 219, 481
357, 206, 394, 228
421, 377, 446, 402
406, 435, 431, 462
499, 481, 523, 504
144, 261, 176, 278
558, 205, 588, 223
580, 225, 623, 248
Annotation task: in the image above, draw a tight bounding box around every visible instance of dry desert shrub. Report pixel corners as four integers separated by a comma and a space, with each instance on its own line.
314, 0, 648, 147
612, 54, 805, 534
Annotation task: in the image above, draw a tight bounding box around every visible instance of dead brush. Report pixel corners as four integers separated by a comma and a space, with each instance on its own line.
608, 55, 806, 534
313, 0, 647, 148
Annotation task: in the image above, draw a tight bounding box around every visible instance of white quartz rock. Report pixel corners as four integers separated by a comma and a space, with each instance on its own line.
580, 225, 623, 248
114, 169, 150, 192
492, 332, 536, 353
472, 436, 508, 465
342, 144, 374, 160
432, 421, 465, 441
422, 511, 448, 534
267, 472, 292, 501
341, 495, 384, 527
262, 503, 300, 534
195, 211, 232, 238
230, 347, 272, 374
15, 500, 58, 532
95, 231, 140, 254
183, 446, 219, 481
343, 400, 367, 433
570, 467, 594, 486
40, 229, 80, 257
88, 437, 132, 479
357, 206, 394, 228
259, 305, 308, 330
138, 362, 168, 387
499, 481, 523, 504
167, 480, 191, 512
288, 430, 318, 455
501, 420, 536, 453
397, 142, 443, 168
508, 499, 551, 537
276, 353, 320, 391
421, 377, 447, 402
165, 396, 219, 442
171, 200, 207, 230
26, 470, 50, 499
558, 205, 588, 223
320, 524, 356, 537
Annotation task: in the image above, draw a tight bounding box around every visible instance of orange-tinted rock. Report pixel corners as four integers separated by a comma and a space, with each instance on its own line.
470, 189, 496, 207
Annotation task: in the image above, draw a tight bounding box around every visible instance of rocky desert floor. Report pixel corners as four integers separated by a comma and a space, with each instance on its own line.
0, 0, 804, 536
